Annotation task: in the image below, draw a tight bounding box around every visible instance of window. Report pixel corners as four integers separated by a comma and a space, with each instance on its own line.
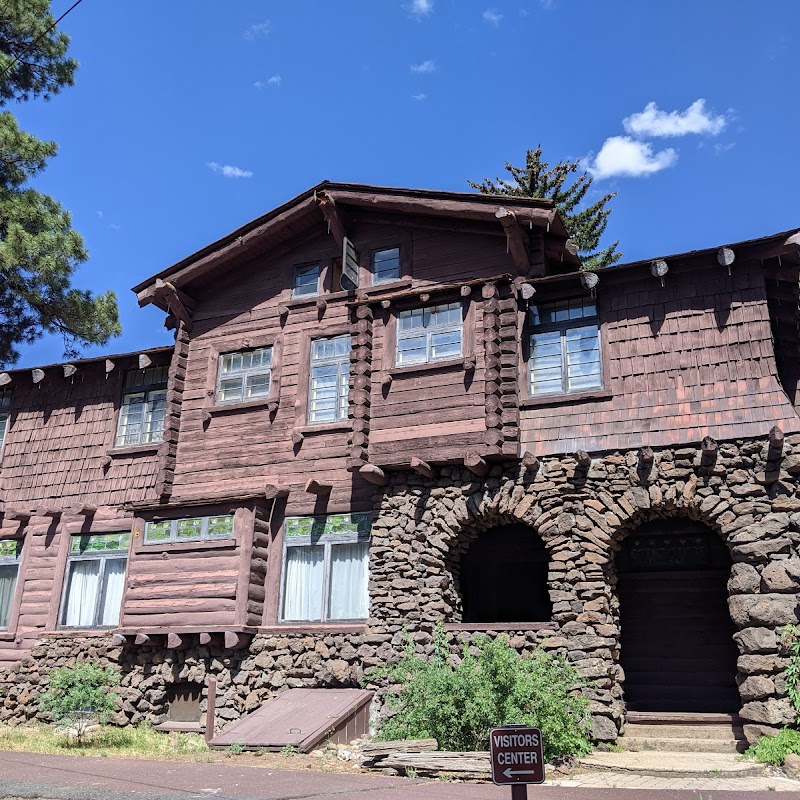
372, 247, 400, 284
308, 335, 350, 424
293, 263, 320, 298
396, 302, 462, 366
216, 347, 272, 404
115, 366, 168, 447
0, 389, 11, 453
144, 514, 234, 544
528, 298, 602, 395
281, 514, 370, 623
0, 539, 21, 629
60, 533, 130, 628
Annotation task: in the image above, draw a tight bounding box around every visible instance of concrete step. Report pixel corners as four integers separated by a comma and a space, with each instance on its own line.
619, 735, 747, 754
623, 723, 744, 740
580, 751, 767, 778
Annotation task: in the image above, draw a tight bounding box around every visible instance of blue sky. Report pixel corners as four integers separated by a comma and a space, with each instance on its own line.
13, 0, 799, 368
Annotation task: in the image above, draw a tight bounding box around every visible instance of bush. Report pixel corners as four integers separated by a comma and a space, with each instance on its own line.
782, 624, 800, 724
38, 663, 120, 744
745, 728, 800, 766
366, 626, 592, 762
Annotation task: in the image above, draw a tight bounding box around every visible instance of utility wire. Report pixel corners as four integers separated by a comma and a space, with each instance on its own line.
0, 0, 86, 80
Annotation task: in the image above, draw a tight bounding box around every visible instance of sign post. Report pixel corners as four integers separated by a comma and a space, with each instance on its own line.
489, 724, 544, 799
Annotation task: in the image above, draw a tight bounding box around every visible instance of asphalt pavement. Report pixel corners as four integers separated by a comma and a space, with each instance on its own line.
0, 751, 794, 800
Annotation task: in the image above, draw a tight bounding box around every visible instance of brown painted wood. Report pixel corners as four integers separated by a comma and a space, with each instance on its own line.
359, 463, 388, 486
464, 452, 489, 477
410, 457, 434, 478
304, 479, 332, 496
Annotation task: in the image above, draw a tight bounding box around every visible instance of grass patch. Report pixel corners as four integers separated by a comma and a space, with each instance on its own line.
0, 722, 209, 759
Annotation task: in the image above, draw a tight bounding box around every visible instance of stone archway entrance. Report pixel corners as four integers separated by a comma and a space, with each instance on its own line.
616, 518, 739, 713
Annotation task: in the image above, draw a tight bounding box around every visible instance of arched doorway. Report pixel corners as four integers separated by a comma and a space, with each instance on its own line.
616, 518, 738, 712
460, 523, 551, 623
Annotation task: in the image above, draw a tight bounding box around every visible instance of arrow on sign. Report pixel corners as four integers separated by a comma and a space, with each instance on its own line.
503, 768, 540, 778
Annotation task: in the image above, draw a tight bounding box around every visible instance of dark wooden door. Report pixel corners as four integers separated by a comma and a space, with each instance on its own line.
616, 520, 739, 713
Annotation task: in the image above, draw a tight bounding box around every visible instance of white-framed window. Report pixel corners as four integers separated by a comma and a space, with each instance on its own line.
0, 538, 22, 630
308, 335, 350, 424
293, 263, 320, 298
396, 302, 462, 366
59, 533, 130, 629
372, 247, 401, 284
0, 389, 11, 455
144, 514, 234, 544
115, 366, 168, 447
216, 347, 273, 405
280, 514, 370, 623
528, 298, 602, 395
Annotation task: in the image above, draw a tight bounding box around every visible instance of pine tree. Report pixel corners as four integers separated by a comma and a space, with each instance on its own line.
469, 146, 622, 271
0, 0, 120, 365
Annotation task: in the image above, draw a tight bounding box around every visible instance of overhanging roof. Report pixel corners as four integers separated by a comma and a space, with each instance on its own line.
132, 181, 568, 299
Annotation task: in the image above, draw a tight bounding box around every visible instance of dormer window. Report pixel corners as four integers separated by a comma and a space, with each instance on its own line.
115, 366, 168, 447
293, 263, 320, 298
528, 298, 602, 395
397, 302, 462, 366
216, 347, 273, 404
372, 247, 401, 284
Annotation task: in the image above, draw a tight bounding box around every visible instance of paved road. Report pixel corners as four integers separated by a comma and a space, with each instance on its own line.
0, 752, 792, 800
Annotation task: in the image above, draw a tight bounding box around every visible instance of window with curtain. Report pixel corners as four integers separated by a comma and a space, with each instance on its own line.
308, 335, 350, 424
528, 298, 602, 396
280, 514, 370, 623
216, 347, 273, 404
115, 365, 168, 447
144, 514, 234, 544
396, 302, 462, 366
0, 539, 22, 629
60, 533, 130, 628
0, 389, 12, 454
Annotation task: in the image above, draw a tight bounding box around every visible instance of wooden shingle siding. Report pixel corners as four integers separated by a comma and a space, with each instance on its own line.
522, 258, 800, 455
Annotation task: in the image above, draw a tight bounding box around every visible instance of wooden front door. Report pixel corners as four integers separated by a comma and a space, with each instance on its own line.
616, 519, 739, 713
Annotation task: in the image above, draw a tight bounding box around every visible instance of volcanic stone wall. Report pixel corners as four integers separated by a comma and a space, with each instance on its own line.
2, 435, 800, 744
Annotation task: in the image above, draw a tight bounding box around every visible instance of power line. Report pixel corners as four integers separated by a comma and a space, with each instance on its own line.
0, 0, 86, 81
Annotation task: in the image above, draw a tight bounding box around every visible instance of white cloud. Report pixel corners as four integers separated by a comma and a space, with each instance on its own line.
539, 0, 554, 8
255, 75, 281, 89
714, 142, 735, 155
96, 210, 103, 219
207, 162, 254, 179
243, 21, 270, 41
623, 99, 727, 138
408, 0, 432, 18
483, 8, 503, 24
410, 59, 435, 73
412, 93, 427, 101
109, 223, 121, 231
586, 136, 677, 180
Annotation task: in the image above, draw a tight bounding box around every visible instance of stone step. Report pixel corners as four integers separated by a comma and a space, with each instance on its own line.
623, 723, 744, 740
619, 735, 747, 754
580, 751, 767, 778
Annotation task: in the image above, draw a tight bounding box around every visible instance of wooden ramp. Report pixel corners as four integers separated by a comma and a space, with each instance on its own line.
210, 688, 373, 752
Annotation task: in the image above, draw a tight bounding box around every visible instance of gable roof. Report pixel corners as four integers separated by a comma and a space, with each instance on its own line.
132, 181, 569, 300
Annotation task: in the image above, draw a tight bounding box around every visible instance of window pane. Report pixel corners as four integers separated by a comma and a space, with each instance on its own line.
0, 413, 7, 450
430, 329, 462, 361
221, 353, 243, 374
530, 331, 564, 395
0, 389, 12, 411
176, 518, 203, 540
399, 308, 423, 331
282, 545, 325, 621
61, 560, 101, 627
0, 564, 19, 627
293, 264, 319, 297
310, 366, 339, 423
217, 377, 244, 404
372, 248, 400, 284
207, 516, 234, 538
328, 542, 369, 620
309, 336, 349, 424
396, 335, 427, 365
246, 372, 270, 399
116, 392, 146, 446
145, 521, 171, 543
98, 558, 126, 626
566, 324, 601, 391
71, 533, 131, 554
143, 389, 167, 443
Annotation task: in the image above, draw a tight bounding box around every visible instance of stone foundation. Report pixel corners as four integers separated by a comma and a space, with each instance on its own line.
2, 438, 799, 743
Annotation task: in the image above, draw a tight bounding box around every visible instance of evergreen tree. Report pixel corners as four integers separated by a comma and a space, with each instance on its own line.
469, 145, 622, 271
0, 0, 120, 365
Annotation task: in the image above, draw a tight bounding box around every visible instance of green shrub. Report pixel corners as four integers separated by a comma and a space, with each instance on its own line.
366, 626, 592, 762
745, 728, 800, 766
782, 624, 800, 724
38, 663, 120, 744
